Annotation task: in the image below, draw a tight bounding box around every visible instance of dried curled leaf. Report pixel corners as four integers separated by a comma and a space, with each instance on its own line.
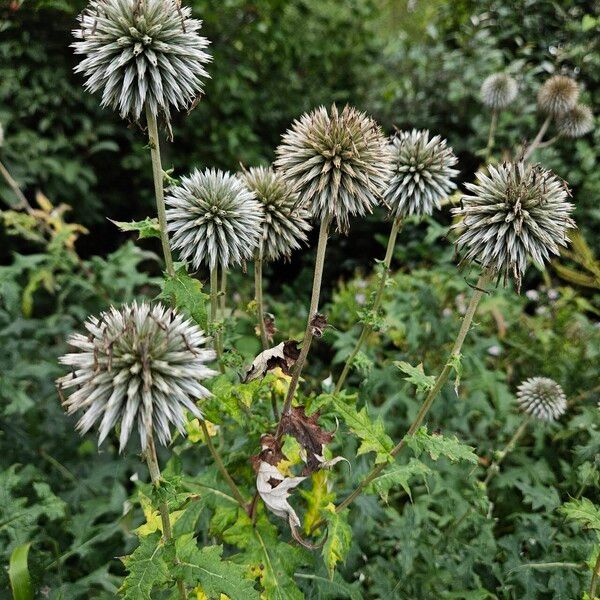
242, 341, 300, 383
310, 313, 328, 338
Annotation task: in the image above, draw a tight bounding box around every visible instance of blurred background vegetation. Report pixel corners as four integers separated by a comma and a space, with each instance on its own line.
1, 0, 599, 598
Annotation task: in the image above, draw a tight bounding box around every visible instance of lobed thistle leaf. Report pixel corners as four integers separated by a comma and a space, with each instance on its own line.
57, 301, 216, 452
242, 166, 311, 262
516, 377, 567, 421
452, 162, 575, 291
384, 129, 458, 218
274, 105, 393, 232
480, 73, 518, 110
72, 0, 211, 126
556, 104, 594, 138
537, 75, 579, 116
166, 168, 264, 270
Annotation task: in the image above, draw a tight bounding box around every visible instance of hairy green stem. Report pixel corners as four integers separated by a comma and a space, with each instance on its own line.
485, 109, 498, 160
220, 267, 227, 317
0, 159, 31, 211
278, 216, 331, 426
145, 106, 174, 277
483, 416, 531, 485
200, 420, 248, 512
591, 552, 600, 600
335, 216, 403, 393
254, 243, 269, 350
146, 435, 187, 600
523, 115, 552, 161
210, 266, 224, 371
335, 270, 492, 514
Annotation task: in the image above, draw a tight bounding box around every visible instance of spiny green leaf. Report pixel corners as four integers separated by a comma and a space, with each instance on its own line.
396, 361, 436, 392
9, 543, 33, 600
109, 217, 161, 240
406, 427, 478, 464
175, 535, 259, 600
366, 458, 433, 501
159, 267, 208, 329
560, 497, 600, 531
119, 533, 170, 599
321, 505, 352, 579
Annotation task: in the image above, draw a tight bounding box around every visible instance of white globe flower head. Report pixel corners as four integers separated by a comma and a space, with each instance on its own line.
556, 104, 594, 138
242, 166, 311, 262
57, 301, 217, 452
384, 129, 458, 218
72, 0, 211, 126
480, 73, 518, 110
166, 168, 264, 270
516, 377, 567, 421
537, 75, 579, 116
274, 104, 393, 232
452, 162, 576, 292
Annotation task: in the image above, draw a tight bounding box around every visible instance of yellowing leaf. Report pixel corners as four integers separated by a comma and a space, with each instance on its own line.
321, 504, 352, 580
135, 492, 183, 536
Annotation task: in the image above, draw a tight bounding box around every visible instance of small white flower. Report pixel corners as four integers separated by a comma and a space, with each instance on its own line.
516, 377, 567, 421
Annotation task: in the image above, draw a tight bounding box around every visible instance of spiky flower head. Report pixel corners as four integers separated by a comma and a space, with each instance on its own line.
516, 377, 567, 421
452, 162, 575, 291
166, 168, 263, 270
274, 105, 393, 232
384, 129, 458, 218
57, 301, 216, 452
72, 0, 211, 126
556, 104, 594, 138
537, 75, 579, 116
480, 73, 518, 110
241, 166, 311, 262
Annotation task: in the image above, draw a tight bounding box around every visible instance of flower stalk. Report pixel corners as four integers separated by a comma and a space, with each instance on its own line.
210, 265, 224, 370
523, 116, 551, 161
254, 243, 269, 350
146, 106, 174, 277
335, 216, 403, 392
483, 416, 531, 485
485, 109, 498, 160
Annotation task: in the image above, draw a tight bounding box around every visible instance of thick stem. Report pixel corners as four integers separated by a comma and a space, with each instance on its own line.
335, 270, 492, 514
483, 416, 531, 485
210, 265, 223, 371
0, 160, 31, 211
200, 420, 248, 511
590, 551, 600, 600
523, 115, 552, 162
335, 216, 403, 393
485, 109, 498, 160
278, 216, 331, 425
254, 243, 269, 350
219, 267, 227, 317
145, 106, 174, 277
145, 436, 187, 600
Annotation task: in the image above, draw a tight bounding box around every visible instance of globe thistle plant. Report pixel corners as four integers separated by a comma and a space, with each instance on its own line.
384, 129, 458, 218
516, 377, 567, 421
72, 0, 211, 125
480, 73, 518, 110
274, 104, 393, 232
242, 166, 311, 262
452, 162, 575, 291
556, 104, 594, 138
537, 75, 579, 116
57, 301, 216, 452
166, 168, 264, 270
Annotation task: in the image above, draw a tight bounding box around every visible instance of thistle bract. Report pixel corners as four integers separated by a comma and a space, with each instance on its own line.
537, 75, 579, 116
452, 162, 575, 291
72, 0, 211, 125
384, 129, 458, 218
274, 105, 393, 232
166, 168, 264, 270
480, 73, 518, 110
517, 377, 567, 421
556, 104, 594, 138
57, 301, 216, 452
242, 166, 311, 262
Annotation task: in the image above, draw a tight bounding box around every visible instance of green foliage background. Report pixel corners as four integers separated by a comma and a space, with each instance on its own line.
1, 0, 599, 599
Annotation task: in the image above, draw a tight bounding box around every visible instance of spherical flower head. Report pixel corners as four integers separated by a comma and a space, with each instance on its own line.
537, 75, 579, 116
57, 301, 216, 452
516, 377, 567, 421
166, 168, 264, 270
241, 166, 311, 262
72, 0, 211, 125
480, 73, 518, 110
556, 104, 594, 138
384, 129, 458, 218
452, 162, 575, 292
274, 105, 393, 232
